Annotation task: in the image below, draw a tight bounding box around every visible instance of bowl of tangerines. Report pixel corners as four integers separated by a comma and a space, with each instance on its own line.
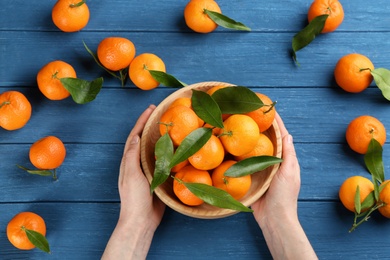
141, 82, 282, 219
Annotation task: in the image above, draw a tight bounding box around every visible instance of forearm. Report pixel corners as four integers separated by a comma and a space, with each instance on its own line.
260, 214, 318, 260
101, 219, 155, 260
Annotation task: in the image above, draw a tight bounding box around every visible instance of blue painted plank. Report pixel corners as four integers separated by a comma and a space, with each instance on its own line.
0, 143, 389, 202
1, 32, 389, 87
0, 202, 389, 259
1, 87, 389, 145
0, 1, 389, 32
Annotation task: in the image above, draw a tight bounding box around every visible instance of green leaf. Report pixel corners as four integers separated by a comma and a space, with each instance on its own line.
211, 86, 263, 114
191, 90, 224, 128
151, 133, 174, 193
224, 156, 283, 177
17, 165, 53, 177
360, 190, 376, 213
70, 0, 86, 8
60, 77, 103, 104
148, 70, 187, 88
180, 181, 253, 212
354, 185, 361, 214
169, 127, 212, 168
23, 227, 50, 253
204, 9, 251, 31
292, 14, 328, 64
364, 138, 385, 184
371, 68, 390, 101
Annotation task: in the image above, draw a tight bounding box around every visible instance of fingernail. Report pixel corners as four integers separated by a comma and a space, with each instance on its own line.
287, 134, 293, 144
130, 135, 140, 144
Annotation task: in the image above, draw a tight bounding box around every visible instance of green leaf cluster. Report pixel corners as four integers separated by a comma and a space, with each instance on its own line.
150, 86, 282, 212
349, 138, 387, 232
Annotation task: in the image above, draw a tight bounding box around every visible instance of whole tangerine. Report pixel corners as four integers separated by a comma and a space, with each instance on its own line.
97, 37, 136, 71
339, 176, 374, 212
52, 0, 90, 32
29, 136, 67, 170
346, 115, 386, 154
334, 53, 374, 93
0, 91, 32, 131
7, 212, 47, 250
307, 0, 344, 33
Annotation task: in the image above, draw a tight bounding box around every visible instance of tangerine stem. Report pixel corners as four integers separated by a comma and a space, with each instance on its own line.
263, 101, 277, 115
359, 67, 372, 72
0, 101, 11, 109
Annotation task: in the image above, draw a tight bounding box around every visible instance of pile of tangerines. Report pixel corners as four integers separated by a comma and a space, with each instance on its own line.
153, 85, 278, 207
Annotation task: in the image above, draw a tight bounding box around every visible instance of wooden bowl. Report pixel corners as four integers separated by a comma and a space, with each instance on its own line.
141, 82, 282, 219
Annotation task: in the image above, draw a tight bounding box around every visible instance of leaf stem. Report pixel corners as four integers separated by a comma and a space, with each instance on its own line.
0, 101, 11, 109
70, 0, 86, 8
263, 101, 277, 114
52, 169, 58, 181
349, 202, 384, 232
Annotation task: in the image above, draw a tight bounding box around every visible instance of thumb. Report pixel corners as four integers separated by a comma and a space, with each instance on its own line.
119, 135, 141, 183
278, 134, 300, 182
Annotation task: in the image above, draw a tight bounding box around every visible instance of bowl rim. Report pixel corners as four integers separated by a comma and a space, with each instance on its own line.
140, 81, 282, 219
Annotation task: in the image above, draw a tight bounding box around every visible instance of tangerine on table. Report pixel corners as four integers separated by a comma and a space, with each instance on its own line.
37, 60, 76, 100
307, 0, 344, 33
211, 160, 251, 200
7, 212, 47, 250
334, 53, 375, 93
129, 53, 166, 90
346, 115, 386, 154
188, 135, 225, 171
159, 105, 200, 146
339, 176, 374, 212
184, 0, 221, 33
173, 165, 212, 206
52, 0, 90, 32
97, 37, 136, 71
218, 114, 260, 156
235, 133, 274, 161
0, 91, 32, 131
245, 92, 276, 133
29, 136, 67, 170
378, 180, 390, 218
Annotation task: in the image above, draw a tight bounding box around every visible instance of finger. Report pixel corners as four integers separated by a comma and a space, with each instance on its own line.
275, 112, 289, 139
123, 105, 156, 155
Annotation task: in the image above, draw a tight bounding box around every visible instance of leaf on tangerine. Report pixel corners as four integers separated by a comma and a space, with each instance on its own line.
371, 68, 390, 101
191, 89, 224, 129
204, 9, 251, 31
224, 156, 283, 177
179, 181, 253, 212
354, 185, 361, 214
169, 127, 212, 169
151, 133, 174, 193
364, 138, 384, 184
148, 70, 187, 88
60, 77, 103, 104
23, 228, 50, 253
211, 86, 263, 114
291, 14, 328, 65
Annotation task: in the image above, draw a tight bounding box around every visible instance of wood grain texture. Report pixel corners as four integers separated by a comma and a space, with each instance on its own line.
1, 0, 390, 259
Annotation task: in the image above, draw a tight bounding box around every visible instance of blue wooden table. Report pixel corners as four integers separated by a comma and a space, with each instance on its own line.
1, 1, 390, 259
